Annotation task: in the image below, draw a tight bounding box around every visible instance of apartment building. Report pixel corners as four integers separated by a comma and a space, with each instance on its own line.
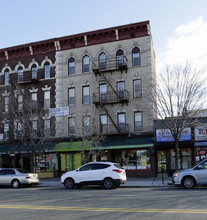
0, 21, 156, 177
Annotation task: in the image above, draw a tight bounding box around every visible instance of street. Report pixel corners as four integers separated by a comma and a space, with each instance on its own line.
0, 185, 207, 220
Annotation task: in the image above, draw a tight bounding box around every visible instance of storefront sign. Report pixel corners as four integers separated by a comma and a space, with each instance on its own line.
195, 126, 207, 141
156, 128, 191, 142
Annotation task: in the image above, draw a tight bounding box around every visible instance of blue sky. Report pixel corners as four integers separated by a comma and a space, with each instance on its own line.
1, 0, 207, 69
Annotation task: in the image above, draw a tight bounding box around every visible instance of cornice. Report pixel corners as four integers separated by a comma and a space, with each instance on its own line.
0, 20, 150, 62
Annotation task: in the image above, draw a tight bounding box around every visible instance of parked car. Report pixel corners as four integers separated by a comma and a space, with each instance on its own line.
0, 168, 39, 188
61, 161, 127, 189
172, 158, 207, 189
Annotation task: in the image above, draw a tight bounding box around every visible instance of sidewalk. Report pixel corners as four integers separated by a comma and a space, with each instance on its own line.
39, 176, 173, 188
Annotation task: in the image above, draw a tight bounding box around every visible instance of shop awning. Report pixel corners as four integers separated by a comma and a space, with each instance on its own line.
92, 137, 153, 150
54, 141, 92, 152
0, 145, 19, 154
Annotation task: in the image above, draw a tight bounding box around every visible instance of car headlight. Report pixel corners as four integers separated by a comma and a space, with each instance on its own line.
174, 172, 180, 177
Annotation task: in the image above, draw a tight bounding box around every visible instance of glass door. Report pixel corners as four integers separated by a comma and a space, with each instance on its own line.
157, 150, 167, 173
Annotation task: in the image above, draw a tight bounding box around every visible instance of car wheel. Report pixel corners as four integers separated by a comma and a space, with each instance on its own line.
12, 179, 21, 189
182, 176, 195, 189
103, 178, 114, 189
64, 178, 75, 189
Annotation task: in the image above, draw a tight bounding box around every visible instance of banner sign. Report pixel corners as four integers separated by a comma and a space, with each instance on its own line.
156, 128, 191, 142
195, 126, 207, 141
49, 107, 69, 117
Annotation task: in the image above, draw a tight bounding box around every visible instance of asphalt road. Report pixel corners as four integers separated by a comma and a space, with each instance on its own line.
0, 185, 207, 220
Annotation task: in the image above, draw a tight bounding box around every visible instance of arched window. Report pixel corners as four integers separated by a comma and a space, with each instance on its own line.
99, 52, 106, 70
17, 66, 23, 83
116, 49, 124, 67
31, 64, 37, 79
132, 47, 141, 66
44, 62, 50, 79
82, 55, 90, 73
68, 57, 75, 75
4, 69, 10, 85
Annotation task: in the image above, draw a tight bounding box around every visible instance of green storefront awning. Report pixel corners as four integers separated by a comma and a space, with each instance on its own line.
92, 137, 153, 150
54, 141, 92, 152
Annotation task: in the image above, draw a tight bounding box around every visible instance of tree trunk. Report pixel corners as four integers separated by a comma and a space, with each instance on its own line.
174, 140, 179, 171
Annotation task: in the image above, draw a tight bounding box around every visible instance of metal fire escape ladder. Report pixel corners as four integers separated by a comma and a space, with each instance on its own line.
96, 69, 120, 101
99, 102, 120, 134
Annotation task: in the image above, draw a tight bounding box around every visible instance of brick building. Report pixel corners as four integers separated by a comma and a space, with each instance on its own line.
0, 20, 156, 177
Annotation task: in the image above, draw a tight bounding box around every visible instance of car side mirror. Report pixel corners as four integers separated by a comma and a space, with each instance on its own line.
197, 165, 202, 169
76, 169, 79, 172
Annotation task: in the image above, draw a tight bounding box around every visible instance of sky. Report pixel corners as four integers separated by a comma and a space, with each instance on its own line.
0, 0, 207, 71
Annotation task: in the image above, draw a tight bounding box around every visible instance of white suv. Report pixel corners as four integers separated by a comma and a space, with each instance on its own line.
61, 161, 127, 189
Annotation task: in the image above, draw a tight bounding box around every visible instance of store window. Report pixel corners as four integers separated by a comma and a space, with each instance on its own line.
115, 150, 151, 170
35, 154, 58, 172
195, 147, 207, 163
170, 148, 192, 170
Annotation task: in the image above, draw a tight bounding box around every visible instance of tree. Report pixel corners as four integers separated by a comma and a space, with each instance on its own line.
0, 82, 55, 172
74, 116, 105, 165
154, 62, 207, 170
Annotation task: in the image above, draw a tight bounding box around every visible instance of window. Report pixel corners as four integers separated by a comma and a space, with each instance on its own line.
68, 57, 75, 75
4, 96, 9, 112
132, 47, 141, 66
83, 86, 90, 104
44, 91, 50, 108
68, 117, 75, 135
32, 121, 38, 137
83, 116, 90, 134
79, 164, 93, 171
3, 123, 9, 139
17, 122, 23, 139
44, 120, 50, 137
134, 112, 142, 131
31, 65, 37, 79
118, 113, 126, 132
116, 49, 124, 67
99, 53, 106, 70
100, 114, 108, 134
82, 55, 90, 73
115, 150, 151, 170
92, 163, 110, 170
17, 67, 23, 83
17, 94, 23, 111
31, 92, 38, 108
117, 82, 125, 99
44, 62, 50, 79
99, 84, 107, 102
4, 69, 10, 85
68, 88, 75, 105
133, 80, 142, 98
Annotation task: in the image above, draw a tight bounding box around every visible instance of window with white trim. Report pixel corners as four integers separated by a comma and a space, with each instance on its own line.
133, 79, 142, 98
44, 91, 50, 108
134, 112, 142, 131
68, 88, 75, 105
83, 86, 90, 104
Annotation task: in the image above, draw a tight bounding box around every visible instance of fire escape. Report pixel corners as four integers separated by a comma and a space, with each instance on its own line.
92, 55, 129, 134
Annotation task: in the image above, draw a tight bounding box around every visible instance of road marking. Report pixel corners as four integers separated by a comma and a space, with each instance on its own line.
0, 205, 207, 214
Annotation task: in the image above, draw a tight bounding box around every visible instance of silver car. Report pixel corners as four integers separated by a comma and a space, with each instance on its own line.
172, 159, 207, 189
0, 168, 39, 188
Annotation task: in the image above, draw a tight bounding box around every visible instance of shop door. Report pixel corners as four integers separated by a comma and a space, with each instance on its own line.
157, 150, 167, 173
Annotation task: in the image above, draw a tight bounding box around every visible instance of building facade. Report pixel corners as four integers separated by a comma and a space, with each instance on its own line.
0, 21, 156, 177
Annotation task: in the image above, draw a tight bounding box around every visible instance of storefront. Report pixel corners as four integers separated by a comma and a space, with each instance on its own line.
194, 125, 207, 163
155, 128, 193, 176
93, 136, 156, 177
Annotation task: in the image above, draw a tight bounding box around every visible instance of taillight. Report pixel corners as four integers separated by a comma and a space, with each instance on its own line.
113, 169, 122, 173
26, 175, 30, 179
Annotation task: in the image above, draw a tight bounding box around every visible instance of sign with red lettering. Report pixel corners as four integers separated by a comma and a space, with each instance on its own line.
195, 126, 207, 141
